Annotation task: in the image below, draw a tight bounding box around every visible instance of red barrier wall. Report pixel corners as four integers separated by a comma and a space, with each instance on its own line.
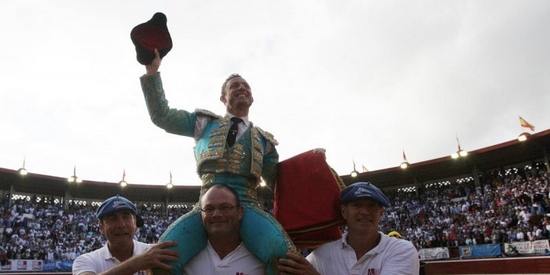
423, 256, 550, 274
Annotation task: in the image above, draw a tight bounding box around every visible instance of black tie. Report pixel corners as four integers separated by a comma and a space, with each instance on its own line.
226, 117, 243, 148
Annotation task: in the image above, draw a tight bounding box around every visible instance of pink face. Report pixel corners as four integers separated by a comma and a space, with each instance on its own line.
220, 77, 254, 113
200, 187, 243, 238
99, 210, 138, 247
341, 198, 384, 233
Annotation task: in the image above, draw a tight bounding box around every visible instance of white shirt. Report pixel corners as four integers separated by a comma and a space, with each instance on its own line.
72, 240, 152, 275
227, 115, 250, 141
307, 232, 419, 275
183, 241, 265, 275
194, 114, 250, 142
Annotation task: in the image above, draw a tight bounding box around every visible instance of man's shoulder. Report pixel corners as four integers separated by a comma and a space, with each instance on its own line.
254, 126, 278, 146
134, 240, 154, 252
74, 245, 106, 262
383, 234, 417, 254
196, 109, 222, 119
309, 238, 342, 256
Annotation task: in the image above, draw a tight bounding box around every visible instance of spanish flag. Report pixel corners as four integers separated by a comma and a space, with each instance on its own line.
519, 116, 535, 131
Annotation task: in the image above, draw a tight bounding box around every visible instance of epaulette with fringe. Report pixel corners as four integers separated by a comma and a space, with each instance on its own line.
255, 126, 278, 146
195, 108, 222, 119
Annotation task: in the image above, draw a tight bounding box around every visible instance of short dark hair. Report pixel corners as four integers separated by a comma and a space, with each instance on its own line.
202, 184, 240, 206
221, 73, 242, 96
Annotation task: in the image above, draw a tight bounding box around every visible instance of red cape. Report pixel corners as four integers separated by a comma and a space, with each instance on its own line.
274, 150, 346, 248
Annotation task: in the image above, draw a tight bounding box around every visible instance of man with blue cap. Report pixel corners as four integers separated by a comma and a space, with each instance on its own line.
72, 195, 179, 275
279, 182, 419, 275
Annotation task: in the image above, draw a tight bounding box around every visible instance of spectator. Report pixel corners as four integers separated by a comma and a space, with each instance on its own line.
72, 195, 179, 275
278, 182, 419, 275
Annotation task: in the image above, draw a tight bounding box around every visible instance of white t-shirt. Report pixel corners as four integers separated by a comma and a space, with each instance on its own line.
72, 239, 152, 275
183, 241, 265, 275
307, 232, 419, 275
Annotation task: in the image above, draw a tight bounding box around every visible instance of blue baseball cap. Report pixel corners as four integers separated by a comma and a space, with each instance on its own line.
340, 182, 391, 207
96, 195, 144, 227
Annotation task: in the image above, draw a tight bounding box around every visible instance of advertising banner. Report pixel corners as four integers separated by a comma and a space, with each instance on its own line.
418, 247, 450, 260
504, 240, 550, 255
459, 244, 501, 258
0, 260, 42, 272
42, 260, 73, 272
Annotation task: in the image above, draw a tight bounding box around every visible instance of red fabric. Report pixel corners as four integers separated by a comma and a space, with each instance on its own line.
288, 226, 344, 249
274, 150, 346, 248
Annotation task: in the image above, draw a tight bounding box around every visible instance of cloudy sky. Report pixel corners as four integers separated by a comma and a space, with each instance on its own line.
1, 0, 549, 186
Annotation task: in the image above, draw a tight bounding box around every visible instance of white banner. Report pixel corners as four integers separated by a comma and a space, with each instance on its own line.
504, 240, 550, 255
0, 260, 43, 272
418, 247, 450, 260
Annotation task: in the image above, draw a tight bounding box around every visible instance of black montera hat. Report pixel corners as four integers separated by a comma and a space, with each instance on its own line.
130, 12, 173, 65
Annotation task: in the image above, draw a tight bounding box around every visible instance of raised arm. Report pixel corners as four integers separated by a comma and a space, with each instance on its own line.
146, 48, 162, 76
139, 49, 198, 138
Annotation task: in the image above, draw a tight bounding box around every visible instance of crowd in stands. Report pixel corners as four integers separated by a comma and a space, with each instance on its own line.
0, 197, 192, 263
0, 166, 548, 262
382, 167, 550, 251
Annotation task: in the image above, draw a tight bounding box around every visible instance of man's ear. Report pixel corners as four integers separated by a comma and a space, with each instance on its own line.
237, 205, 244, 220
341, 205, 347, 220
220, 94, 227, 104
99, 222, 105, 235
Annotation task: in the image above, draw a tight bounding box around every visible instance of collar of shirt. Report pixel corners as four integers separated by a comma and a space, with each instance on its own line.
205, 240, 246, 263
340, 232, 387, 257
226, 114, 250, 127
103, 240, 139, 261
